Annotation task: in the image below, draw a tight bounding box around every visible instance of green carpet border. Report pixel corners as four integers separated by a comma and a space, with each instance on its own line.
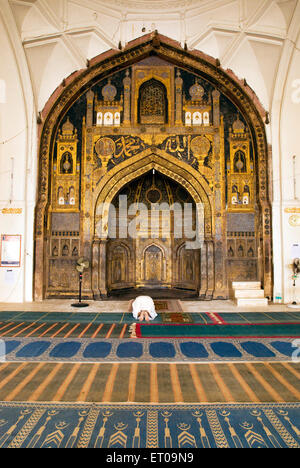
135, 322, 300, 338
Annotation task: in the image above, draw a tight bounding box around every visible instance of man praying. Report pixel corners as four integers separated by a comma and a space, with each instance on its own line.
130, 295, 157, 322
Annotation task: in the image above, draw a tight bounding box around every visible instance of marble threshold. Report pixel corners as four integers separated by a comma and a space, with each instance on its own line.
0, 299, 299, 313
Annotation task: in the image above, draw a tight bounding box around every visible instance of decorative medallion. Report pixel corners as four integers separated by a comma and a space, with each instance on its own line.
146, 188, 162, 204
95, 137, 116, 169
191, 136, 211, 163
95, 137, 115, 158
289, 215, 300, 227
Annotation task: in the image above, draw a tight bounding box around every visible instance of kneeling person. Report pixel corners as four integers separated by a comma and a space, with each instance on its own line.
131, 296, 157, 322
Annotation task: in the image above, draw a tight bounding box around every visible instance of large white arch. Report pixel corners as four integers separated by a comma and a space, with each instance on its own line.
0, 0, 37, 302
0, 0, 299, 302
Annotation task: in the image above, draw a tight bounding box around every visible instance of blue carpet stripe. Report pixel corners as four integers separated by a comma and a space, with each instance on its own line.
0, 337, 299, 363
0, 402, 299, 448
210, 342, 243, 358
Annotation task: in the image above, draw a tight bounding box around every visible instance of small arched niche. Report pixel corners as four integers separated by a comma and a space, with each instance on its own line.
138, 78, 168, 124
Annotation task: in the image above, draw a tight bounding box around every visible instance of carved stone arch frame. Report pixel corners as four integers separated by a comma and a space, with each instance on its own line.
173, 240, 201, 290
174, 241, 187, 283
107, 240, 134, 287
34, 32, 272, 300
141, 241, 167, 257
94, 148, 213, 240
141, 242, 167, 284
93, 148, 212, 297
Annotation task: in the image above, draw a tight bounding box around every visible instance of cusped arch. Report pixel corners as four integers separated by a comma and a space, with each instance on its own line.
34, 32, 272, 300
107, 240, 133, 286
141, 242, 166, 283
142, 242, 166, 258
94, 147, 213, 239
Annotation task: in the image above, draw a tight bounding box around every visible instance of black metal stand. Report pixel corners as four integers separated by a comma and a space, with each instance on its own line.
288, 276, 299, 309
71, 272, 89, 308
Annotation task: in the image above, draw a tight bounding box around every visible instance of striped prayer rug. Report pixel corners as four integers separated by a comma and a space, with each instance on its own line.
0, 361, 299, 404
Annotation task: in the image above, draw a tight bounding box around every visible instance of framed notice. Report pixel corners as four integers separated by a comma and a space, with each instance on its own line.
292, 243, 300, 259
0, 235, 21, 267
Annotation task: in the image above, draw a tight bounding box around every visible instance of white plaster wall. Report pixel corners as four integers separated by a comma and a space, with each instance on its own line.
279, 41, 300, 304
0, 5, 36, 303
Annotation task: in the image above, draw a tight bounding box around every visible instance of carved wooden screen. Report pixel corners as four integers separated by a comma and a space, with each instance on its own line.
144, 245, 164, 283
138, 79, 167, 124
175, 244, 199, 291
107, 243, 132, 290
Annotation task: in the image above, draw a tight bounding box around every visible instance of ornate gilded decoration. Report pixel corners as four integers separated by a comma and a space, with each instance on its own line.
94, 135, 148, 168
191, 136, 211, 164
183, 79, 211, 127
95, 79, 123, 127
227, 116, 254, 212
52, 117, 79, 211
94, 137, 116, 169
35, 32, 272, 300
131, 60, 174, 127
139, 79, 167, 124
104, 171, 200, 292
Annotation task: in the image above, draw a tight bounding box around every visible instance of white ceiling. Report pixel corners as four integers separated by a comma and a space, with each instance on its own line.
7, 0, 300, 112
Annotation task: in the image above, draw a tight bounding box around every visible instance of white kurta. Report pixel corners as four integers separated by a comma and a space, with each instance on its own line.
131, 296, 157, 320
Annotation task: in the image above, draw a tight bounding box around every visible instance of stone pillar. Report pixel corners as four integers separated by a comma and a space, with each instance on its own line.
261, 204, 273, 299
81, 91, 95, 298
91, 238, 108, 299
123, 69, 131, 126
92, 238, 101, 300
213, 239, 228, 299
212, 89, 220, 127
99, 239, 108, 298
199, 241, 208, 299
86, 90, 94, 127
175, 69, 183, 126
212, 115, 228, 299
206, 240, 215, 300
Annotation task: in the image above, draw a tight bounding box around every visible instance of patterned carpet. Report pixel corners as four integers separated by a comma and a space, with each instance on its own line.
0, 337, 298, 362
0, 402, 299, 448
0, 308, 299, 449
0, 310, 300, 340
0, 361, 299, 403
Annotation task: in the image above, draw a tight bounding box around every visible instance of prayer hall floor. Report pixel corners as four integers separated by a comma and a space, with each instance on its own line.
0, 299, 299, 448
0, 299, 299, 313
0, 361, 299, 404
